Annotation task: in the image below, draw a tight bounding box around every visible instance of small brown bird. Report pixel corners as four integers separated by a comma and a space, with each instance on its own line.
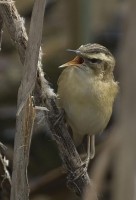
57, 43, 119, 161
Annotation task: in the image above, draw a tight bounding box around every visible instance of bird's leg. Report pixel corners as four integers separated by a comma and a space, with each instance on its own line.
84, 135, 95, 167
66, 135, 96, 179
86, 135, 90, 164
89, 135, 95, 159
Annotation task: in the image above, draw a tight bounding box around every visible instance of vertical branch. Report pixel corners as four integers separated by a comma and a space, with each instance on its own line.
0, 10, 10, 193
0, 14, 3, 50
10, 1, 46, 200
112, 1, 136, 200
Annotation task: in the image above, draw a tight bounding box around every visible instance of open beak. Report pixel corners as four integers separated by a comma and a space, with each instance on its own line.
59, 57, 84, 68
59, 49, 83, 68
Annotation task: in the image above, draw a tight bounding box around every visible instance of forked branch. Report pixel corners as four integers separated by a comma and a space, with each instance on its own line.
0, 0, 91, 197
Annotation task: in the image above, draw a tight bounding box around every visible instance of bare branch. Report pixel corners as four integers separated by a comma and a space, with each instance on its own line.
10, 1, 46, 200
0, 0, 91, 196
112, 1, 136, 199
0, 14, 3, 50
46, 102, 91, 195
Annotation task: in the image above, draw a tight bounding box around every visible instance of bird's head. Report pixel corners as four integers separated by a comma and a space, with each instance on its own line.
60, 43, 115, 78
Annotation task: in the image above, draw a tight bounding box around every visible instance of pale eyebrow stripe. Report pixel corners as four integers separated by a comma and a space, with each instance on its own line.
87, 53, 114, 62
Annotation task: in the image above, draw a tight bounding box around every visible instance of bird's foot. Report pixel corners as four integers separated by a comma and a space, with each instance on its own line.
81, 156, 90, 169
67, 162, 88, 183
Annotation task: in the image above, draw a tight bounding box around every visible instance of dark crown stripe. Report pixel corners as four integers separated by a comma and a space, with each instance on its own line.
78, 43, 112, 56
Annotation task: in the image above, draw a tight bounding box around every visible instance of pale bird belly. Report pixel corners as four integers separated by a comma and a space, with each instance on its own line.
58, 67, 113, 145
64, 98, 111, 142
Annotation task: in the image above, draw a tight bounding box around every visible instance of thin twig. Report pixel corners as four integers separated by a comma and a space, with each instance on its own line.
0, 142, 11, 200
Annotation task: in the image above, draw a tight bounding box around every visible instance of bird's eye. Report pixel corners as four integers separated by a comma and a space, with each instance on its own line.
89, 58, 101, 64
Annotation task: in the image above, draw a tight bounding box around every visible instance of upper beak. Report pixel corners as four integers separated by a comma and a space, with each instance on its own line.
66, 49, 80, 54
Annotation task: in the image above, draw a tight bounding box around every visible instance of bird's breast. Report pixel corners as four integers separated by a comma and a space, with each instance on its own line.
57, 66, 118, 144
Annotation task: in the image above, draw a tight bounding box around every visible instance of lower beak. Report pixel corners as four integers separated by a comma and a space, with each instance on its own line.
59, 56, 84, 68
59, 63, 71, 68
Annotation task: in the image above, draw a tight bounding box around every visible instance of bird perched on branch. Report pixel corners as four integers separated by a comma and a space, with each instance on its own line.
57, 43, 119, 162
